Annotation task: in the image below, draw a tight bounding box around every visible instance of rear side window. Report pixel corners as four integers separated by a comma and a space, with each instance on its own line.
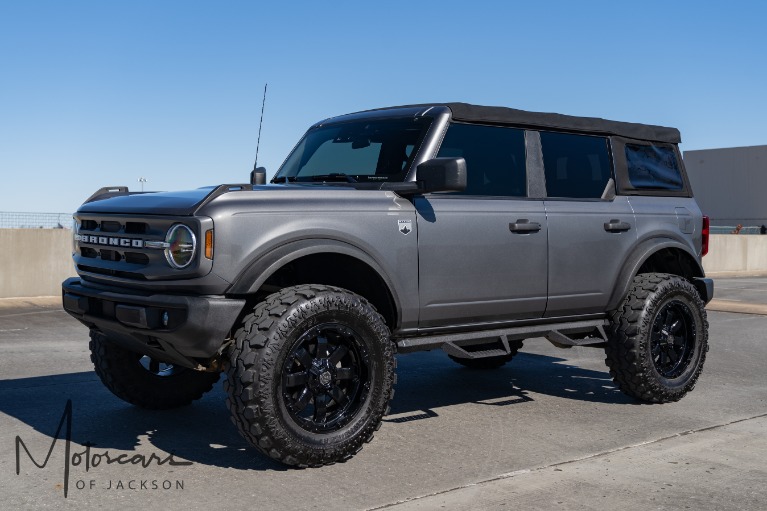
540, 132, 612, 198
436, 123, 526, 197
625, 144, 683, 190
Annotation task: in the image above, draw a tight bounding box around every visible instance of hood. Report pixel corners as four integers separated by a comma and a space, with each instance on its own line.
78, 187, 217, 215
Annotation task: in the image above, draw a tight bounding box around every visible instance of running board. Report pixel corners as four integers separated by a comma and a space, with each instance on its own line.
396, 318, 609, 356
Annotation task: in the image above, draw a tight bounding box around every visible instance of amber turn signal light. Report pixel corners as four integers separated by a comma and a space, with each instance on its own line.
205, 229, 214, 259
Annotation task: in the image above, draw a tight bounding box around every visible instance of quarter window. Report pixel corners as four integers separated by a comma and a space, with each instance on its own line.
625, 143, 683, 190
436, 123, 527, 197
540, 132, 612, 199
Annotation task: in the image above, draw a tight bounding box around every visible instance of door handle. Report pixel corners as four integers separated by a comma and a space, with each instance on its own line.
509, 220, 542, 233
604, 219, 631, 232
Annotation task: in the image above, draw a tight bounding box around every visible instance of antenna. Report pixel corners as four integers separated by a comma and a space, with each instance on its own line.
253, 83, 268, 171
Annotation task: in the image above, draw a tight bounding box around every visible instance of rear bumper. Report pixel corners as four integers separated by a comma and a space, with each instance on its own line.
694, 277, 714, 305
62, 278, 245, 368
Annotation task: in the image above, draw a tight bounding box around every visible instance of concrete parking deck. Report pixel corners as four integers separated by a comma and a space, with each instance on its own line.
1, 277, 766, 510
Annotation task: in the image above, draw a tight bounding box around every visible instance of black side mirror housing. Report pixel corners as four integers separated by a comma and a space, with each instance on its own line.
250, 167, 267, 185
416, 157, 467, 193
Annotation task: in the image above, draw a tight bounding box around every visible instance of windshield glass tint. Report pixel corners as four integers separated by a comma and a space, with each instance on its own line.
275, 118, 432, 182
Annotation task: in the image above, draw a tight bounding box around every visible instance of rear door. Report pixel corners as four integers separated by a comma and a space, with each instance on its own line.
539, 131, 638, 317
416, 123, 548, 328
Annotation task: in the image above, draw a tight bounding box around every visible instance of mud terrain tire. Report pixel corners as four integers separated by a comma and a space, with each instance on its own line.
606, 273, 708, 403
90, 330, 220, 409
225, 285, 395, 467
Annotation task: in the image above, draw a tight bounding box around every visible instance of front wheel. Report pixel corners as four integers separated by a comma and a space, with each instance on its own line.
225, 285, 395, 467
89, 331, 220, 409
605, 273, 709, 403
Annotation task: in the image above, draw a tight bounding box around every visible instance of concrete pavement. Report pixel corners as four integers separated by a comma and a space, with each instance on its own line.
1, 277, 766, 510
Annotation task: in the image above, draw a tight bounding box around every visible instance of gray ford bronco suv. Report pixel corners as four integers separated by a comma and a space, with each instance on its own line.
62, 103, 713, 467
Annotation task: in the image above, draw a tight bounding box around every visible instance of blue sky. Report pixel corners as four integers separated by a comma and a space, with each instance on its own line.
1, 1, 765, 213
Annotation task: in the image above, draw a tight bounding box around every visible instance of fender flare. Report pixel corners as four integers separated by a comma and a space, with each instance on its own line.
606, 237, 704, 310
226, 238, 402, 317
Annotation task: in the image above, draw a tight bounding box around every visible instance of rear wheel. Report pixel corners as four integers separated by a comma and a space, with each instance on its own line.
605, 273, 708, 403
89, 330, 220, 409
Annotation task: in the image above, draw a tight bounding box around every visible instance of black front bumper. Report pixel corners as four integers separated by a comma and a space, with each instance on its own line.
62, 278, 245, 369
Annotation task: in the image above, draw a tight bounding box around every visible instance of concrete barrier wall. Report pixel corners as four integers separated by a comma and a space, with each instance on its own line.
0, 231, 764, 298
0, 229, 76, 298
703, 234, 767, 274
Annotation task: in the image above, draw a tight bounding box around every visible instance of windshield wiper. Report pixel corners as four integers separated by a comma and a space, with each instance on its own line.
271, 176, 298, 183
309, 173, 358, 183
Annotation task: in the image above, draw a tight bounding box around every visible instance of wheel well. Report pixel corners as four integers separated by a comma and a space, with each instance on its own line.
636, 248, 703, 280
251, 253, 397, 329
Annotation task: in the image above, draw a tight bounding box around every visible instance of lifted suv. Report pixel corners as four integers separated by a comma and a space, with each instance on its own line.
63, 103, 712, 467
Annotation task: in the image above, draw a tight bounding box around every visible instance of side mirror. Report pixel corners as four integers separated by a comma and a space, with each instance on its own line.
416, 157, 467, 193
250, 167, 267, 185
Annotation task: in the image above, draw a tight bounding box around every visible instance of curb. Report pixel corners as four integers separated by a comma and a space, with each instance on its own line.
0, 296, 61, 310
706, 299, 767, 316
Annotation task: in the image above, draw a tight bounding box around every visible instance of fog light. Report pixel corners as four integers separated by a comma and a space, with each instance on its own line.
162, 311, 169, 327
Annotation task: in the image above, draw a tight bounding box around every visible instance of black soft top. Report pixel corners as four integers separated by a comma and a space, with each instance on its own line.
369, 102, 681, 144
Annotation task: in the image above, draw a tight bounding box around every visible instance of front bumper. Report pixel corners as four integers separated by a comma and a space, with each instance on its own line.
62, 278, 245, 369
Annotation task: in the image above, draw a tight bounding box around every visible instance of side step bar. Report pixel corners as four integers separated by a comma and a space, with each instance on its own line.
396, 318, 609, 358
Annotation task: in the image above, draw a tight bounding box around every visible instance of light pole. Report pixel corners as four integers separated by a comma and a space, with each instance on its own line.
138, 177, 147, 192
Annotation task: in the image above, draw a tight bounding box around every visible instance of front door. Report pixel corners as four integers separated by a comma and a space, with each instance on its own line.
415, 196, 548, 328
414, 122, 548, 329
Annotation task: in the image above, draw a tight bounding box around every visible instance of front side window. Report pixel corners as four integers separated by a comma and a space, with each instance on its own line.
625, 143, 683, 190
275, 118, 431, 183
436, 123, 527, 197
540, 132, 612, 199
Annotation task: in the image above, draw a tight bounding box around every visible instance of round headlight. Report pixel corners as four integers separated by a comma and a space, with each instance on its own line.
165, 224, 196, 269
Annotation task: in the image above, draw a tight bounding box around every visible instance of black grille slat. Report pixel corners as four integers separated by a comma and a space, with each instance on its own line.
125, 252, 149, 265
77, 265, 148, 280
100, 221, 121, 232
100, 249, 121, 262
125, 222, 149, 234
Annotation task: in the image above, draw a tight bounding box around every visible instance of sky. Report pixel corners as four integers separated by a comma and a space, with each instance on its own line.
1, 1, 765, 214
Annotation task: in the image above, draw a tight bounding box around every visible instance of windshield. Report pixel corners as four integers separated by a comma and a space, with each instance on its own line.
274, 117, 432, 183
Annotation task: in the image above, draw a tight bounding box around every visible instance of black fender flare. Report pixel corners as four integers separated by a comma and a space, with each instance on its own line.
606, 237, 705, 310
226, 238, 402, 318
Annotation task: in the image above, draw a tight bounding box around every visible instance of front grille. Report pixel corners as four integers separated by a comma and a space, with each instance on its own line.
74, 214, 183, 280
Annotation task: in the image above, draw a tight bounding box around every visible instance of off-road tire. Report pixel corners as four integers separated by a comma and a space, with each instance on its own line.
448, 340, 524, 369
224, 284, 395, 467
605, 273, 708, 403
89, 330, 220, 409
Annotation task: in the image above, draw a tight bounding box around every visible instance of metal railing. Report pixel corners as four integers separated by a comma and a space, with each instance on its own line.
710, 225, 766, 235
0, 212, 74, 230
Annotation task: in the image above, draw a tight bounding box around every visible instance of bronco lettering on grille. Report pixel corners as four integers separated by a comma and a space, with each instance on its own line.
74, 234, 145, 248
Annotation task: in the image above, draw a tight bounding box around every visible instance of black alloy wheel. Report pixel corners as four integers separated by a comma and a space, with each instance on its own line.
281, 323, 369, 433
650, 300, 696, 379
